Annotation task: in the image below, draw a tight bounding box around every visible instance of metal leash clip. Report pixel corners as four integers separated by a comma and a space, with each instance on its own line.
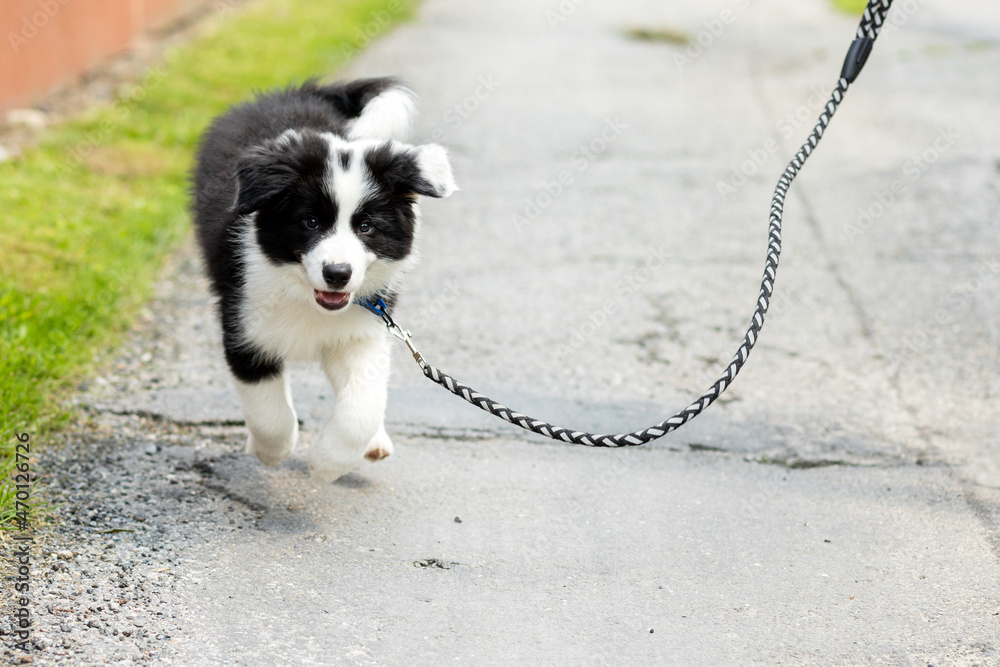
351, 0, 896, 447
359, 296, 427, 369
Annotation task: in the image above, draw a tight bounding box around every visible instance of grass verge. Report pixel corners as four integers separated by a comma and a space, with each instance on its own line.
0, 0, 416, 527
831, 0, 869, 14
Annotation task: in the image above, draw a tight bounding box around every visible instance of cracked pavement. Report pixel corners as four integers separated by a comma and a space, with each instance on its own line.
5, 0, 1000, 663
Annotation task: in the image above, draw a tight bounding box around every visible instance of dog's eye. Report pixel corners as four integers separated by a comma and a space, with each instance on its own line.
358, 220, 373, 234
304, 217, 319, 230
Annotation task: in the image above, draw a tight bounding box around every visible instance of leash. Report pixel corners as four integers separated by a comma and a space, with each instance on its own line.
361, 0, 894, 447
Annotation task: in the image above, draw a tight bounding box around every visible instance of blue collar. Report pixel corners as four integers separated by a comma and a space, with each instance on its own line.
356, 295, 389, 318
356, 295, 396, 328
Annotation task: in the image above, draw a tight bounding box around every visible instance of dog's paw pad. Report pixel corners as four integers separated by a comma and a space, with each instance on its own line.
364, 428, 394, 462
365, 447, 391, 461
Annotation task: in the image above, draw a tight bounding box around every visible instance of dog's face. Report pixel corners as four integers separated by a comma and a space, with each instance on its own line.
235, 129, 455, 311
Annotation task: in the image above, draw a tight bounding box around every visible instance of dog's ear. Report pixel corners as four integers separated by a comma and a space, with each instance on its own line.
365, 141, 457, 199
234, 131, 307, 216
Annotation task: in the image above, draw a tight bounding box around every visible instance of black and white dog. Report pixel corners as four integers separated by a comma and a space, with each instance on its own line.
192, 78, 455, 481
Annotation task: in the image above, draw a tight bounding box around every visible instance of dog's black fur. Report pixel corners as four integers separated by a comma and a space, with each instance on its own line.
191, 78, 433, 383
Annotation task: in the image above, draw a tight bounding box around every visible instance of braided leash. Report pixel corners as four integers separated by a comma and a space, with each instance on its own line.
362, 0, 894, 447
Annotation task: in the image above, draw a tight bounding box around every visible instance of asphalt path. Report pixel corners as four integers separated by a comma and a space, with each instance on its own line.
24, 0, 1000, 664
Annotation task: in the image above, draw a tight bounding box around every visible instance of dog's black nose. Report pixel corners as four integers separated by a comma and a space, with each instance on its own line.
321, 263, 352, 290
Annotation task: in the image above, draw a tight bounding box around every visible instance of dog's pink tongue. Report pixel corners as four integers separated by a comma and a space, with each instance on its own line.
317, 291, 349, 306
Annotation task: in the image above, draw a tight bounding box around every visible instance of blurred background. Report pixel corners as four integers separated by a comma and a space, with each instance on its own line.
1, 0, 208, 115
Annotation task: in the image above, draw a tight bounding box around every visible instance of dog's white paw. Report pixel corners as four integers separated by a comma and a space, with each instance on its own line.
245, 431, 296, 467
309, 424, 392, 482
365, 427, 394, 462
308, 441, 358, 483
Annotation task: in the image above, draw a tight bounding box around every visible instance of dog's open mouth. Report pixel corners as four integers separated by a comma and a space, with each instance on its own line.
313, 290, 351, 311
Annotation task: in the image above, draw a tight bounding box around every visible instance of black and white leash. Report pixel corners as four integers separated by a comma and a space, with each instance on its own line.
361, 0, 895, 448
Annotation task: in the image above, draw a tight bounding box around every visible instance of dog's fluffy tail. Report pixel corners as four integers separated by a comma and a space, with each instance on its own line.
305, 78, 415, 142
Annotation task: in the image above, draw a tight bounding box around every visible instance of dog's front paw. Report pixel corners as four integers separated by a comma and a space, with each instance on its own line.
364, 427, 394, 461
246, 430, 297, 467
308, 458, 355, 484
308, 443, 357, 483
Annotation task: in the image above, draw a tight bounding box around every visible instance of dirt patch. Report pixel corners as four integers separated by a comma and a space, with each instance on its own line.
622, 26, 690, 45
0, 412, 255, 665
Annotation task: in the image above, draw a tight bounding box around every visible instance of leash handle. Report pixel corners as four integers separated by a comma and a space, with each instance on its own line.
367, 0, 894, 447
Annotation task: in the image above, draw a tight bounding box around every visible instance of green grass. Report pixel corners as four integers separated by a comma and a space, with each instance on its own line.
0, 0, 416, 526
622, 26, 690, 45
831, 0, 869, 14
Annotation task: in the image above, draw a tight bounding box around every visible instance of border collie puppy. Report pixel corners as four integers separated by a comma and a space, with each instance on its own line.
192, 78, 455, 481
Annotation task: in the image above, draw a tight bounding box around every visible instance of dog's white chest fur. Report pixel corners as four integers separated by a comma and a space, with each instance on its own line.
193, 78, 455, 482
237, 237, 383, 363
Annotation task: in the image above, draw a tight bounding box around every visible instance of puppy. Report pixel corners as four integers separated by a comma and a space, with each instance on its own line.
191, 78, 455, 481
